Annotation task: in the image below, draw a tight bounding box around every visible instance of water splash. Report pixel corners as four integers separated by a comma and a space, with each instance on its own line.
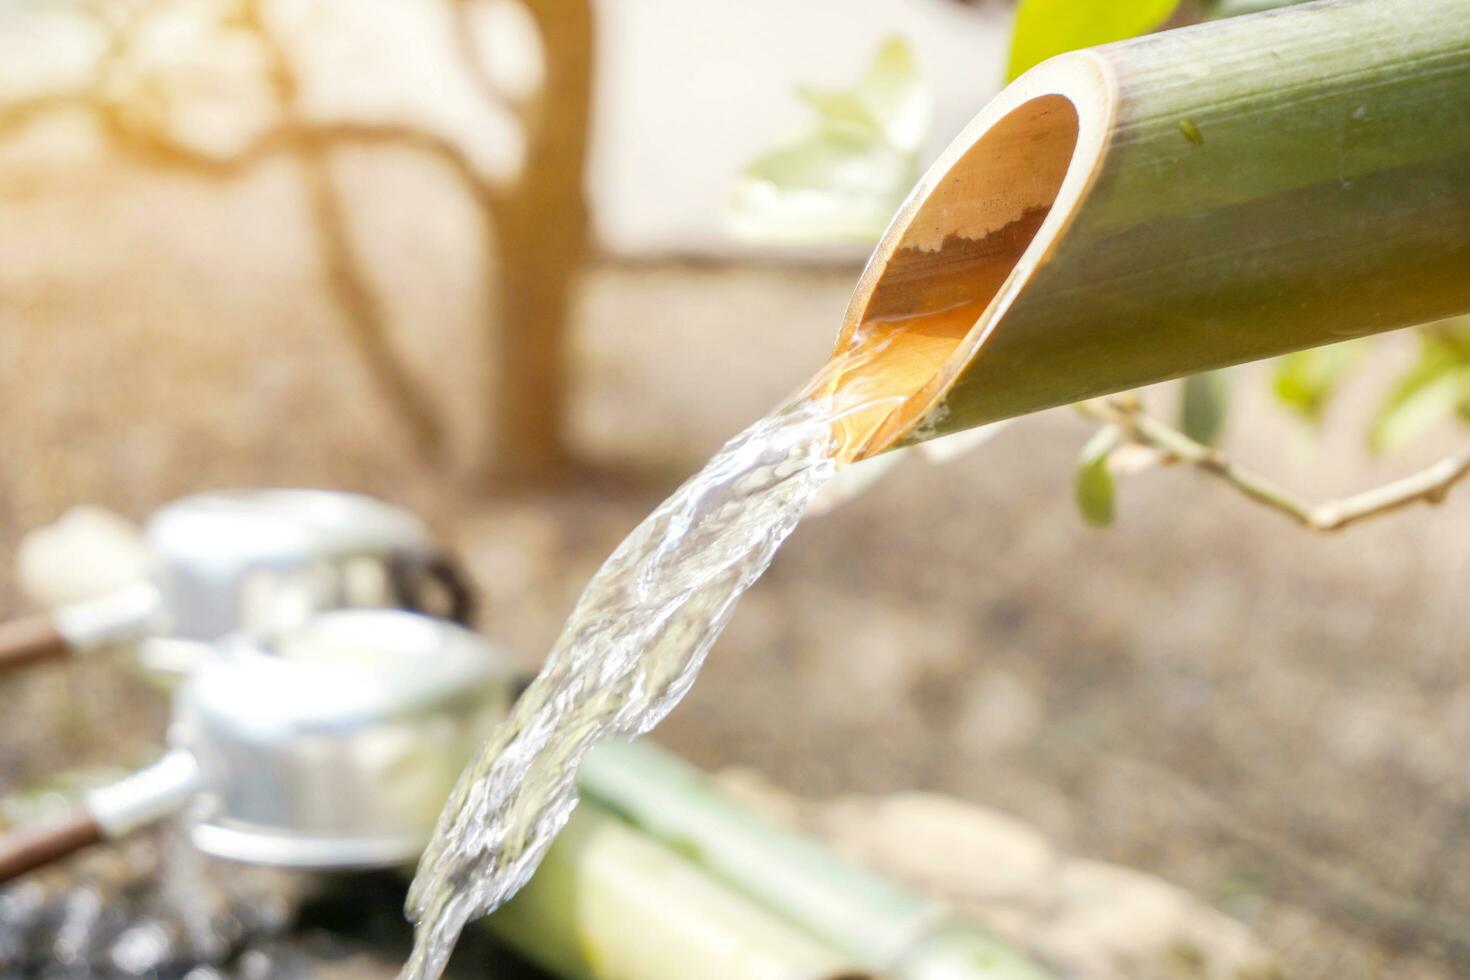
401, 397, 842, 980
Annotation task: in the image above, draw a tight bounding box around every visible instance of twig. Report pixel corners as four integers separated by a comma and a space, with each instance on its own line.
297, 152, 453, 459
4, 0, 593, 479
0, 97, 492, 197
0, 1, 521, 462
242, 0, 450, 460
447, 0, 520, 146
1078, 396, 1470, 531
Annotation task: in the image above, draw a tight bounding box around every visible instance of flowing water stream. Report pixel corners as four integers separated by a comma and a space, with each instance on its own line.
401, 338, 911, 980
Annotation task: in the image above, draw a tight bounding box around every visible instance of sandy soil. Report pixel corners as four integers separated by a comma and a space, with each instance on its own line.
2, 151, 1468, 979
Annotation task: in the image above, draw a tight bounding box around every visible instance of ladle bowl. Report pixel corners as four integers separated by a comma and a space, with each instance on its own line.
0, 489, 474, 677
0, 610, 513, 880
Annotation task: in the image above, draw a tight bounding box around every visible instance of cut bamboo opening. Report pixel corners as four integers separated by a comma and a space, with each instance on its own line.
826, 0, 1470, 461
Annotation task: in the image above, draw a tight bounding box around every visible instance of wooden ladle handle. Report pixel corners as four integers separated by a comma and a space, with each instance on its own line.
0, 615, 71, 674
0, 812, 103, 882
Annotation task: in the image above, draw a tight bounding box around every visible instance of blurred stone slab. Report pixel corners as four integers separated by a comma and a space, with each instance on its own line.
716, 769, 1281, 980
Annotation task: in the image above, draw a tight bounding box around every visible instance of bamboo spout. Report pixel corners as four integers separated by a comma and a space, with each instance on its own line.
825, 0, 1470, 461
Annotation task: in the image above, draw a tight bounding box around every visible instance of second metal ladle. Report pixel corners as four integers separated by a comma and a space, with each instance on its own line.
0, 489, 473, 677
0, 609, 513, 881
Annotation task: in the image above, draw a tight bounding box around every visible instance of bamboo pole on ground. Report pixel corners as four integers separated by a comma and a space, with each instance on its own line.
822, 0, 1470, 459
485, 801, 867, 980
577, 741, 1051, 980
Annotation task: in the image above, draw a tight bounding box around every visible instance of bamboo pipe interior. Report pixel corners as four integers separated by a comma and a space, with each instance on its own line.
821, 92, 1085, 461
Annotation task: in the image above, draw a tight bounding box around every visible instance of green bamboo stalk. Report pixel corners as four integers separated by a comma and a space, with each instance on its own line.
578, 741, 1051, 980
825, 0, 1470, 457
1212, 0, 1315, 16
484, 801, 865, 980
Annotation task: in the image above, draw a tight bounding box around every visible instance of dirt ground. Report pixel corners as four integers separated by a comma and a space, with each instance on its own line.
2, 151, 1469, 980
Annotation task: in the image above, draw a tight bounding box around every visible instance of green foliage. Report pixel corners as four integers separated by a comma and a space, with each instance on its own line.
1370, 322, 1470, 452
1075, 425, 1120, 527
728, 38, 931, 244
1271, 340, 1366, 425
1007, 0, 1181, 80
1180, 370, 1229, 445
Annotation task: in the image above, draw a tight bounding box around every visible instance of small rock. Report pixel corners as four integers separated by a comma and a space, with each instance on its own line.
715, 771, 1280, 980
15, 506, 148, 607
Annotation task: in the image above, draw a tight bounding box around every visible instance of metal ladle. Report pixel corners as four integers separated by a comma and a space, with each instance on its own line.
0, 489, 473, 677
0, 609, 513, 881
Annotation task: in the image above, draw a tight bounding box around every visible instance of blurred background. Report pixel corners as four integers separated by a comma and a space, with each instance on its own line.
1, 1, 1468, 978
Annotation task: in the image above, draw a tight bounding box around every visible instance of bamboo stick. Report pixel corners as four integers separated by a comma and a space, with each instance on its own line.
822, 0, 1470, 459
578, 741, 1051, 980
484, 801, 866, 980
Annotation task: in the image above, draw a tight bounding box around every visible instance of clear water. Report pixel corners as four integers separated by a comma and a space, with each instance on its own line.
400, 395, 847, 980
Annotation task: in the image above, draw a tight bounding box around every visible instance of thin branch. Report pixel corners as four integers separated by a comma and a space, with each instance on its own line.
297, 152, 454, 459
243, 0, 449, 460
1079, 396, 1470, 531
3, 0, 585, 473
0, 0, 524, 461
448, 0, 521, 146
0, 94, 91, 136
0, 94, 495, 198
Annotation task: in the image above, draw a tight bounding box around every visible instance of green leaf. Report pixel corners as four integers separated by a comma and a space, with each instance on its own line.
1371, 369, 1467, 453
728, 37, 930, 245
1180, 371, 1229, 446
1370, 327, 1470, 452
1271, 340, 1367, 425
794, 88, 883, 138
1075, 425, 1120, 528
727, 132, 917, 243
1008, 0, 1181, 80
852, 36, 930, 153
